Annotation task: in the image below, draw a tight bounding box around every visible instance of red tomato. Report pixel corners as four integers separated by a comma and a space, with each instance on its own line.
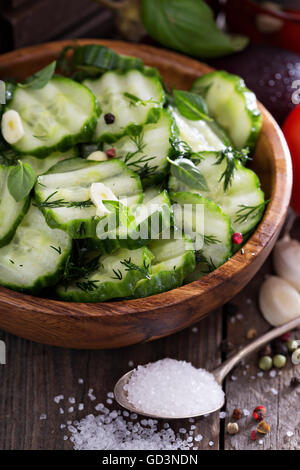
282, 105, 300, 216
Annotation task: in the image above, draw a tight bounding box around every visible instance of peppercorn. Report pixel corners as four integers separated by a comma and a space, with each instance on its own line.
246, 328, 257, 340
227, 422, 239, 435
232, 408, 242, 420
287, 339, 299, 353
223, 302, 238, 317
104, 113, 115, 124
256, 420, 270, 434
273, 354, 287, 369
232, 232, 243, 245
253, 405, 266, 422
258, 344, 272, 357
259, 355, 273, 371
106, 148, 116, 158
292, 348, 300, 365
272, 339, 288, 356
279, 332, 290, 342
290, 377, 300, 387
250, 430, 258, 441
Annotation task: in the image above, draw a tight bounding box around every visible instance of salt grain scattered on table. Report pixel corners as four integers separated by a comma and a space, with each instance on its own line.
39, 413, 47, 420
54, 395, 64, 404
124, 358, 224, 418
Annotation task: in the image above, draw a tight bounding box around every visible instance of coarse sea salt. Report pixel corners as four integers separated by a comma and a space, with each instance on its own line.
124, 358, 224, 418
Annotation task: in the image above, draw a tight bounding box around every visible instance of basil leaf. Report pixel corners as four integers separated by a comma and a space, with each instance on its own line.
168, 158, 208, 191
174, 89, 211, 121
7, 160, 35, 202
141, 0, 248, 59
21, 61, 56, 90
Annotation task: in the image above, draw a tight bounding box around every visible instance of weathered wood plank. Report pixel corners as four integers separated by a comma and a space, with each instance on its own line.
0, 308, 223, 450
224, 219, 300, 450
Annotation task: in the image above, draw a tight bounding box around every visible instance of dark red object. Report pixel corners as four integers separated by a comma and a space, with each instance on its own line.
253, 405, 266, 422
279, 332, 291, 342
251, 430, 258, 441
232, 408, 242, 420
232, 232, 243, 245
106, 148, 116, 159
283, 106, 300, 216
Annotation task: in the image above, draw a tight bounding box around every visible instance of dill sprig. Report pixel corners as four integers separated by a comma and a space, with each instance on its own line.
214, 148, 250, 192
235, 200, 269, 224
37, 191, 94, 209
204, 234, 221, 246
122, 131, 157, 179
50, 245, 62, 255
111, 269, 123, 280
195, 250, 217, 273
120, 258, 151, 280
76, 280, 99, 292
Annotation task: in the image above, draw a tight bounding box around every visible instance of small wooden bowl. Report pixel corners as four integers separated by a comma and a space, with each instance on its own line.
0, 40, 292, 349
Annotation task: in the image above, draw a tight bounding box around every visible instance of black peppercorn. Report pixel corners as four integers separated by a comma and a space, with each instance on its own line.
290, 377, 300, 387
272, 339, 288, 356
104, 113, 115, 124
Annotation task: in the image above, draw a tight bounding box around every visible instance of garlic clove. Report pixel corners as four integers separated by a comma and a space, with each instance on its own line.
89, 182, 118, 217
259, 275, 300, 326
87, 151, 108, 162
273, 235, 300, 291
1, 110, 25, 144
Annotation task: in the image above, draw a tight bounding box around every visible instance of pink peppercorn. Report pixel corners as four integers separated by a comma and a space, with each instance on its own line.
251, 430, 257, 441
232, 232, 243, 245
106, 148, 116, 158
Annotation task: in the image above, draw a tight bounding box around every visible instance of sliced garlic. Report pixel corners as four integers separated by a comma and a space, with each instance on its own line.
273, 235, 300, 291
259, 275, 300, 326
89, 182, 118, 217
87, 151, 108, 162
1, 110, 25, 144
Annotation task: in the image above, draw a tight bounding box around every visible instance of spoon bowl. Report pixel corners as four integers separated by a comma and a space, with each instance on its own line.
114, 316, 300, 419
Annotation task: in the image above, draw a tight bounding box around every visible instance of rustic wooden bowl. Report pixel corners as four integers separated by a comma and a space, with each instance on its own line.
0, 40, 292, 349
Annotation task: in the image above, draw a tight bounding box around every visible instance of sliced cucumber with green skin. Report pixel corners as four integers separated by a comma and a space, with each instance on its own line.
0, 164, 30, 247
0, 204, 72, 293
94, 188, 173, 253
5, 77, 99, 157
83, 69, 165, 143
169, 106, 228, 152
133, 233, 196, 298
56, 246, 154, 302
171, 191, 232, 280
22, 148, 78, 177
169, 152, 265, 235
103, 109, 176, 187
34, 158, 143, 239
191, 71, 262, 151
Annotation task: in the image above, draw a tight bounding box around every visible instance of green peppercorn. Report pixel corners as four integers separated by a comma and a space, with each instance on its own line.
287, 339, 299, 353
273, 354, 287, 369
292, 348, 300, 365
259, 355, 273, 371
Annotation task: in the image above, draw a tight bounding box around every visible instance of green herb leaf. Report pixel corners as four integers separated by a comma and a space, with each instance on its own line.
20, 61, 56, 90
173, 89, 211, 121
7, 160, 35, 202
168, 158, 208, 192
141, 0, 248, 59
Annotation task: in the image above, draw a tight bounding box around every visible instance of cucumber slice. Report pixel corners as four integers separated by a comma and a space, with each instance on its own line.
0, 163, 30, 247
22, 148, 78, 177
56, 246, 154, 302
83, 69, 165, 143
171, 191, 232, 280
170, 106, 228, 152
94, 188, 173, 253
191, 71, 262, 150
34, 158, 143, 239
103, 109, 175, 187
133, 233, 196, 298
5, 77, 99, 157
169, 152, 265, 236
0, 204, 71, 293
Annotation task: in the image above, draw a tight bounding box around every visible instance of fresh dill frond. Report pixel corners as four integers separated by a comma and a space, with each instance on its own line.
214, 147, 250, 192
195, 250, 217, 273
50, 245, 62, 255
36, 191, 94, 209
122, 130, 157, 178
76, 280, 99, 292
203, 234, 221, 246
120, 258, 151, 280
235, 200, 269, 224
111, 269, 123, 280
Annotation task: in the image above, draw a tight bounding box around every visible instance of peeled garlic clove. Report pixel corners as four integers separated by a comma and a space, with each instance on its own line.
273, 235, 300, 291
89, 182, 118, 217
259, 275, 300, 326
1, 110, 24, 144
87, 151, 108, 162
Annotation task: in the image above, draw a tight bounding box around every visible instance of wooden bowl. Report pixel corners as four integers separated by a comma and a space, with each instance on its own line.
0, 40, 292, 349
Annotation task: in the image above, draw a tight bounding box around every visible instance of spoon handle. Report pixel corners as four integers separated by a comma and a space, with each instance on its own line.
213, 316, 300, 384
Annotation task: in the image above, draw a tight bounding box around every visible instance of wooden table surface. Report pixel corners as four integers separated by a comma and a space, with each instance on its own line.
0, 219, 299, 451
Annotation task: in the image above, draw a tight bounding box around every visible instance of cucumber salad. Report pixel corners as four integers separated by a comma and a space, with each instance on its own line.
0, 44, 266, 302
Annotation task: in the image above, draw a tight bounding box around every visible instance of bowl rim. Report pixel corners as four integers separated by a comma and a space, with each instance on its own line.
0, 39, 293, 319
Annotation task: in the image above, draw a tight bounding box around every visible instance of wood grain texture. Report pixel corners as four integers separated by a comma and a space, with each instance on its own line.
0, 39, 293, 349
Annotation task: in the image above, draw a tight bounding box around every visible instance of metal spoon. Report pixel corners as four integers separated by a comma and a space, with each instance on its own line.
114, 316, 300, 420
